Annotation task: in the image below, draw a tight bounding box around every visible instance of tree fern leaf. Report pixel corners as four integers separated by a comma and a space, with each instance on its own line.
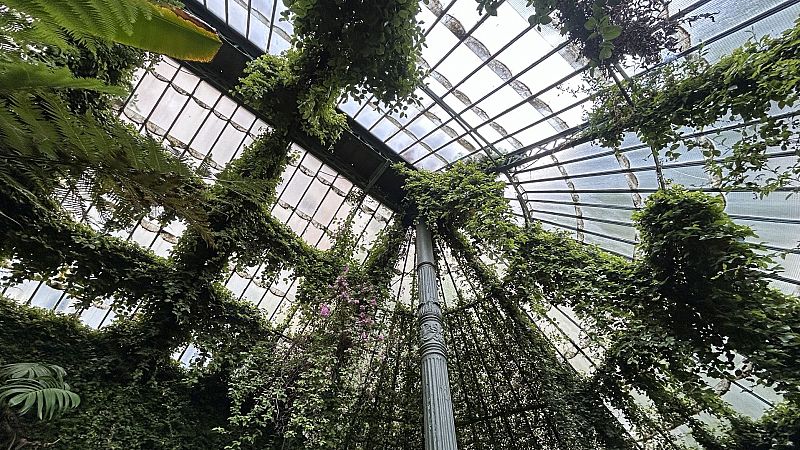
7, 93, 59, 157
0, 101, 30, 152
0, 61, 124, 94
39, 93, 94, 158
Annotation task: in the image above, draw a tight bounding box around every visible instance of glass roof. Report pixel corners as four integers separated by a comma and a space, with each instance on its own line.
1, 57, 394, 336
1, 0, 797, 441
2, 0, 800, 440
177, 0, 800, 430
189, 0, 800, 288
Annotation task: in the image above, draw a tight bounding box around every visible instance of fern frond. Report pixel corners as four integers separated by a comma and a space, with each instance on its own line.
0, 61, 124, 94
1, 89, 211, 233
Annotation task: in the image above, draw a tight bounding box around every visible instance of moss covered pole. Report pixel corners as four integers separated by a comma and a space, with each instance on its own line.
415, 222, 458, 450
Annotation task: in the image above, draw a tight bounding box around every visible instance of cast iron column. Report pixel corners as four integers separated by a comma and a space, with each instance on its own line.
415, 223, 458, 450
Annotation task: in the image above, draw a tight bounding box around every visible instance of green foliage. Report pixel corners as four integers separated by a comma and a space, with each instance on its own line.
0, 297, 229, 449
475, 0, 707, 67
444, 228, 636, 449
221, 223, 408, 449
284, 0, 425, 110
398, 161, 516, 253
1, 0, 222, 62
236, 53, 347, 144
0, 91, 211, 232
587, 18, 800, 195
0, 363, 80, 420
690, 400, 800, 449
47, 38, 154, 116
0, 0, 219, 232
237, 0, 425, 145
401, 158, 798, 447
635, 188, 800, 390
0, 62, 123, 94
503, 188, 800, 445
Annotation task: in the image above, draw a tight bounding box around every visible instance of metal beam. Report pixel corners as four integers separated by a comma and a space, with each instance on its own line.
181, 2, 411, 212
415, 223, 458, 450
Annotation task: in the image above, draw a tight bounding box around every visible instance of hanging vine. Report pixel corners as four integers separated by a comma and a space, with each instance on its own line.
586, 17, 800, 196
475, 0, 710, 68
399, 161, 800, 448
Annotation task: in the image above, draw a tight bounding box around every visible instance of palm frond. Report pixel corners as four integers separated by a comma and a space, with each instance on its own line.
2, 0, 222, 62
0, 362, 80, 421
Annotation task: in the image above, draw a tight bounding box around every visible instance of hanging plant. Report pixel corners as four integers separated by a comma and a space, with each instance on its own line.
587, 18, 800, 196
284, 0, 425, 110
475, 0, 710, 68
398, 161, 517, 253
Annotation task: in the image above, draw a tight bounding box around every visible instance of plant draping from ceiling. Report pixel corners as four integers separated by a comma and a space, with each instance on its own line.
587, 17, 800, 197
1, 0, 799, 449
403, 162, 800, 449
2, 0, 428, 447
474, 0, 711, 68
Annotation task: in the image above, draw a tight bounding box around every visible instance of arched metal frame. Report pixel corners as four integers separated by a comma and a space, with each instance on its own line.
2, 0, 798, 446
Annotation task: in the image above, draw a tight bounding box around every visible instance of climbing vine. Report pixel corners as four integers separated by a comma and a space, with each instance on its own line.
398, 161, 517, 253
475, 0, 710, 67
587, 17, 800, 196
221, 222, 408, 449
399, 161, 800, 447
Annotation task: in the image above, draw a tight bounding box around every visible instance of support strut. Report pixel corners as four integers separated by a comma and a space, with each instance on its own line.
415, 223, 458, 450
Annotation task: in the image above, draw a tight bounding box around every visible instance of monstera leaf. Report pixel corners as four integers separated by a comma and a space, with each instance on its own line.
0, 363, 81, 420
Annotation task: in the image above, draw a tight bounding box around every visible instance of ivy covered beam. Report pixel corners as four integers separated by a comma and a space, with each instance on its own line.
180, 1, 411, 212
415, 223, 458, 450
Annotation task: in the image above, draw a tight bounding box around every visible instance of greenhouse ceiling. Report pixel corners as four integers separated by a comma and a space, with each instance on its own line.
185, 0, 800, 284
1, 0, 799, 448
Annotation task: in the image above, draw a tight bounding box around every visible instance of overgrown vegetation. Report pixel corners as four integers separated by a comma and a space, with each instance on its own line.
403, 162, 800, 448
475, 0, 710, 67
587, 17, 800, 196
2, 0, 798, 449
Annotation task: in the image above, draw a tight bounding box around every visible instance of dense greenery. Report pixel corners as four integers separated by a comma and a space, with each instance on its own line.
1, 0, 798, 449
2, 0, 428, 447
237, 0, 424, 144
0, 0, 221, 232
398, 161, 516, 253
402, 162, 800, 448
475, 0, 709, 67
0, 298, 229, 449
587, 17, 800, 195
443, 228, 635, 449
284, 0, 425, 108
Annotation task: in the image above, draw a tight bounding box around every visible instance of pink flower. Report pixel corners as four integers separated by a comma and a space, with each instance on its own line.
319, 304, 332, 317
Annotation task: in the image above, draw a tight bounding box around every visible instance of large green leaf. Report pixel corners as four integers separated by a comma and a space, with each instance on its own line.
0, 378, 81, 420
0, 363, 80, 421
0, 362, 66, 380
2, 0, 222, 62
